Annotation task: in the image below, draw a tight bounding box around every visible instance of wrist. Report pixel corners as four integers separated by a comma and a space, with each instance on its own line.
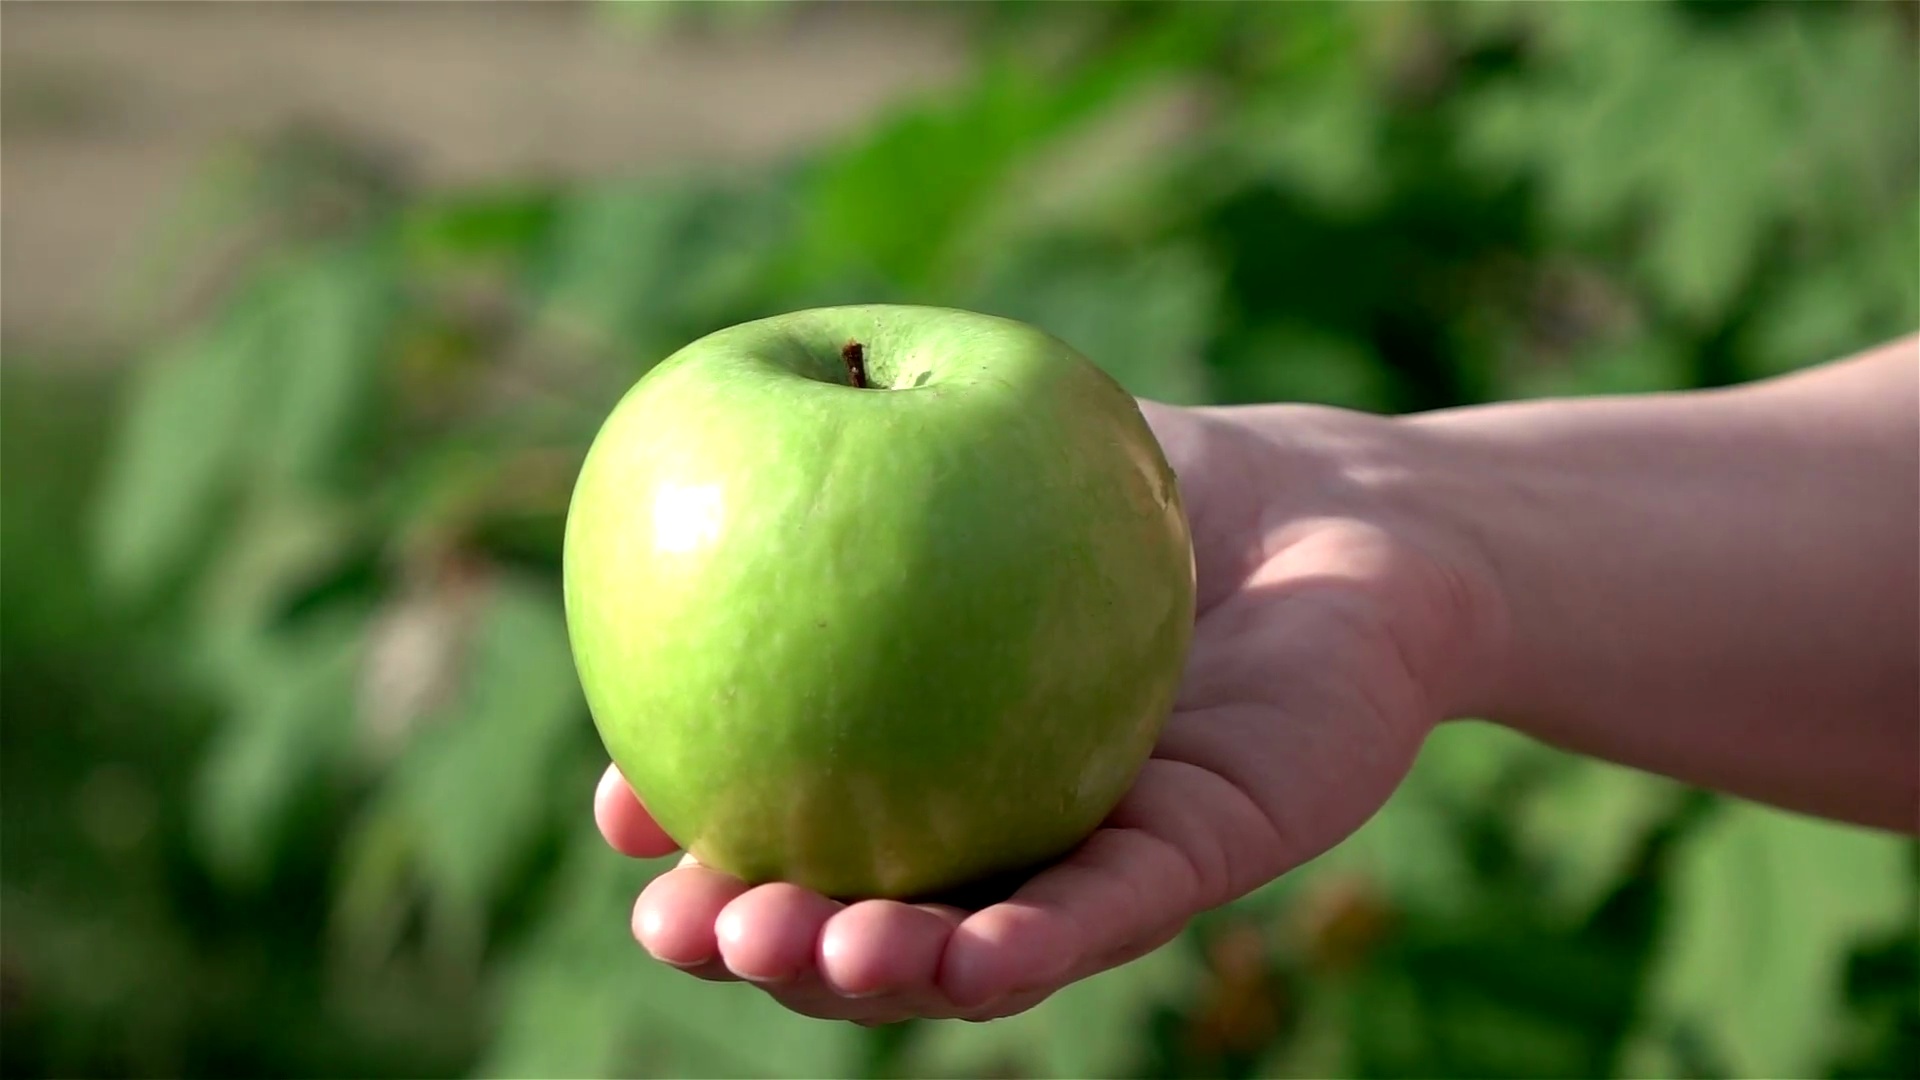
1207, 402, 1515, 725
1362, 414, 1517, 724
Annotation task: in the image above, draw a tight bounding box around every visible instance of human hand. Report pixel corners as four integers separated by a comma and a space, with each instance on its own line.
594, 400, 1504, 1023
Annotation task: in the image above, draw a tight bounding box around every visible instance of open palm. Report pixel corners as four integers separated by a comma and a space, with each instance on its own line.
595, 400, 1496, 1023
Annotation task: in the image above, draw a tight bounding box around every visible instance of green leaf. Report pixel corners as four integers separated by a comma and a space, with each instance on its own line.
1740, 193, 1920, 380
91, 239, 394, 603
1636, 42, 1797, 318
192, 493, 357, 693
1506, 338, 1695, 399
1381, 939, 1628, 1077
1210, 320, 1398, 409
91, 314, 272, 604
1515, 761, 1686, 921
1227, 62, 1384, 213
481, 833, 862, 1079
1458, 2, 1881, 321
968, 242, 1220, 404
799, 69, 1095, 290
387, 573, 585, 920
1773, 10, 1920, 228
194, 608, 366, 885
258, 241, 400, 487
478, 833, 666, 1079
1408, 719, 1547, 802
615, 951, 865, 1078
537, 177, 790, 361
908, 943, 1197, 1079
1640, 803, 1915, 1076
400, 187, 560, 268
1314, 773, 1475, 919
797, 18, 1209, 290
1303, 721, 1544, 919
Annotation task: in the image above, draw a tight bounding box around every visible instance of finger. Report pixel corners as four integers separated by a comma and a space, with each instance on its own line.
818, 901, 966, 999
759, 975, 941, 1024
759, 977, 911, 1023
954, 984, 1056, 1023
633, 862, 750, 969
735, 901, 967, 1024
1091, 916, 1189, 977
656, 957, 740, 984
748, 906, 1026, 1025
933, 760, 1213, 1006
716, 883, 843, 984
770, 970, 1051, 1026
595, 765, 680, 859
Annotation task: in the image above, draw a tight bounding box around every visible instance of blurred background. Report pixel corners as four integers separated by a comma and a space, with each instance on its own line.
3, 2, 1916, 1077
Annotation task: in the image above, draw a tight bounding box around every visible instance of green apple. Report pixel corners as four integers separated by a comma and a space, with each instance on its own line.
563, 305, 1195, 900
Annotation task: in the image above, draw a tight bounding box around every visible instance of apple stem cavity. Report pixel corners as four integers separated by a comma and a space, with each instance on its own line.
841, 340, 870, 390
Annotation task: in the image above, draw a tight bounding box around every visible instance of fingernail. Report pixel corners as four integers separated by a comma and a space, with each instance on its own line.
642, 941, 710, 970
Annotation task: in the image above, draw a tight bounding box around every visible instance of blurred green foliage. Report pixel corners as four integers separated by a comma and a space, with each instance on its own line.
5, 2, 1917, 1077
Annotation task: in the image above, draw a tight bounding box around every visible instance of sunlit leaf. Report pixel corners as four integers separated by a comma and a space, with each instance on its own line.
1641, 803, 1915, 1076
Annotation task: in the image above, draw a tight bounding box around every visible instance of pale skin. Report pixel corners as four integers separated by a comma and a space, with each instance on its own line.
595, 333, 1919, 1024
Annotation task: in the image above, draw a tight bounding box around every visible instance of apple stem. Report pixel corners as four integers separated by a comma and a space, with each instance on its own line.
841, 340, 870, 389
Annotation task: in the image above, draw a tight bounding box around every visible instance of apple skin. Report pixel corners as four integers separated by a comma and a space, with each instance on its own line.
562, 305, 1195, 900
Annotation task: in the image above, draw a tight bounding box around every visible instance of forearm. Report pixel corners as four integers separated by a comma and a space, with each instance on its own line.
1402, 337, 1919, 830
